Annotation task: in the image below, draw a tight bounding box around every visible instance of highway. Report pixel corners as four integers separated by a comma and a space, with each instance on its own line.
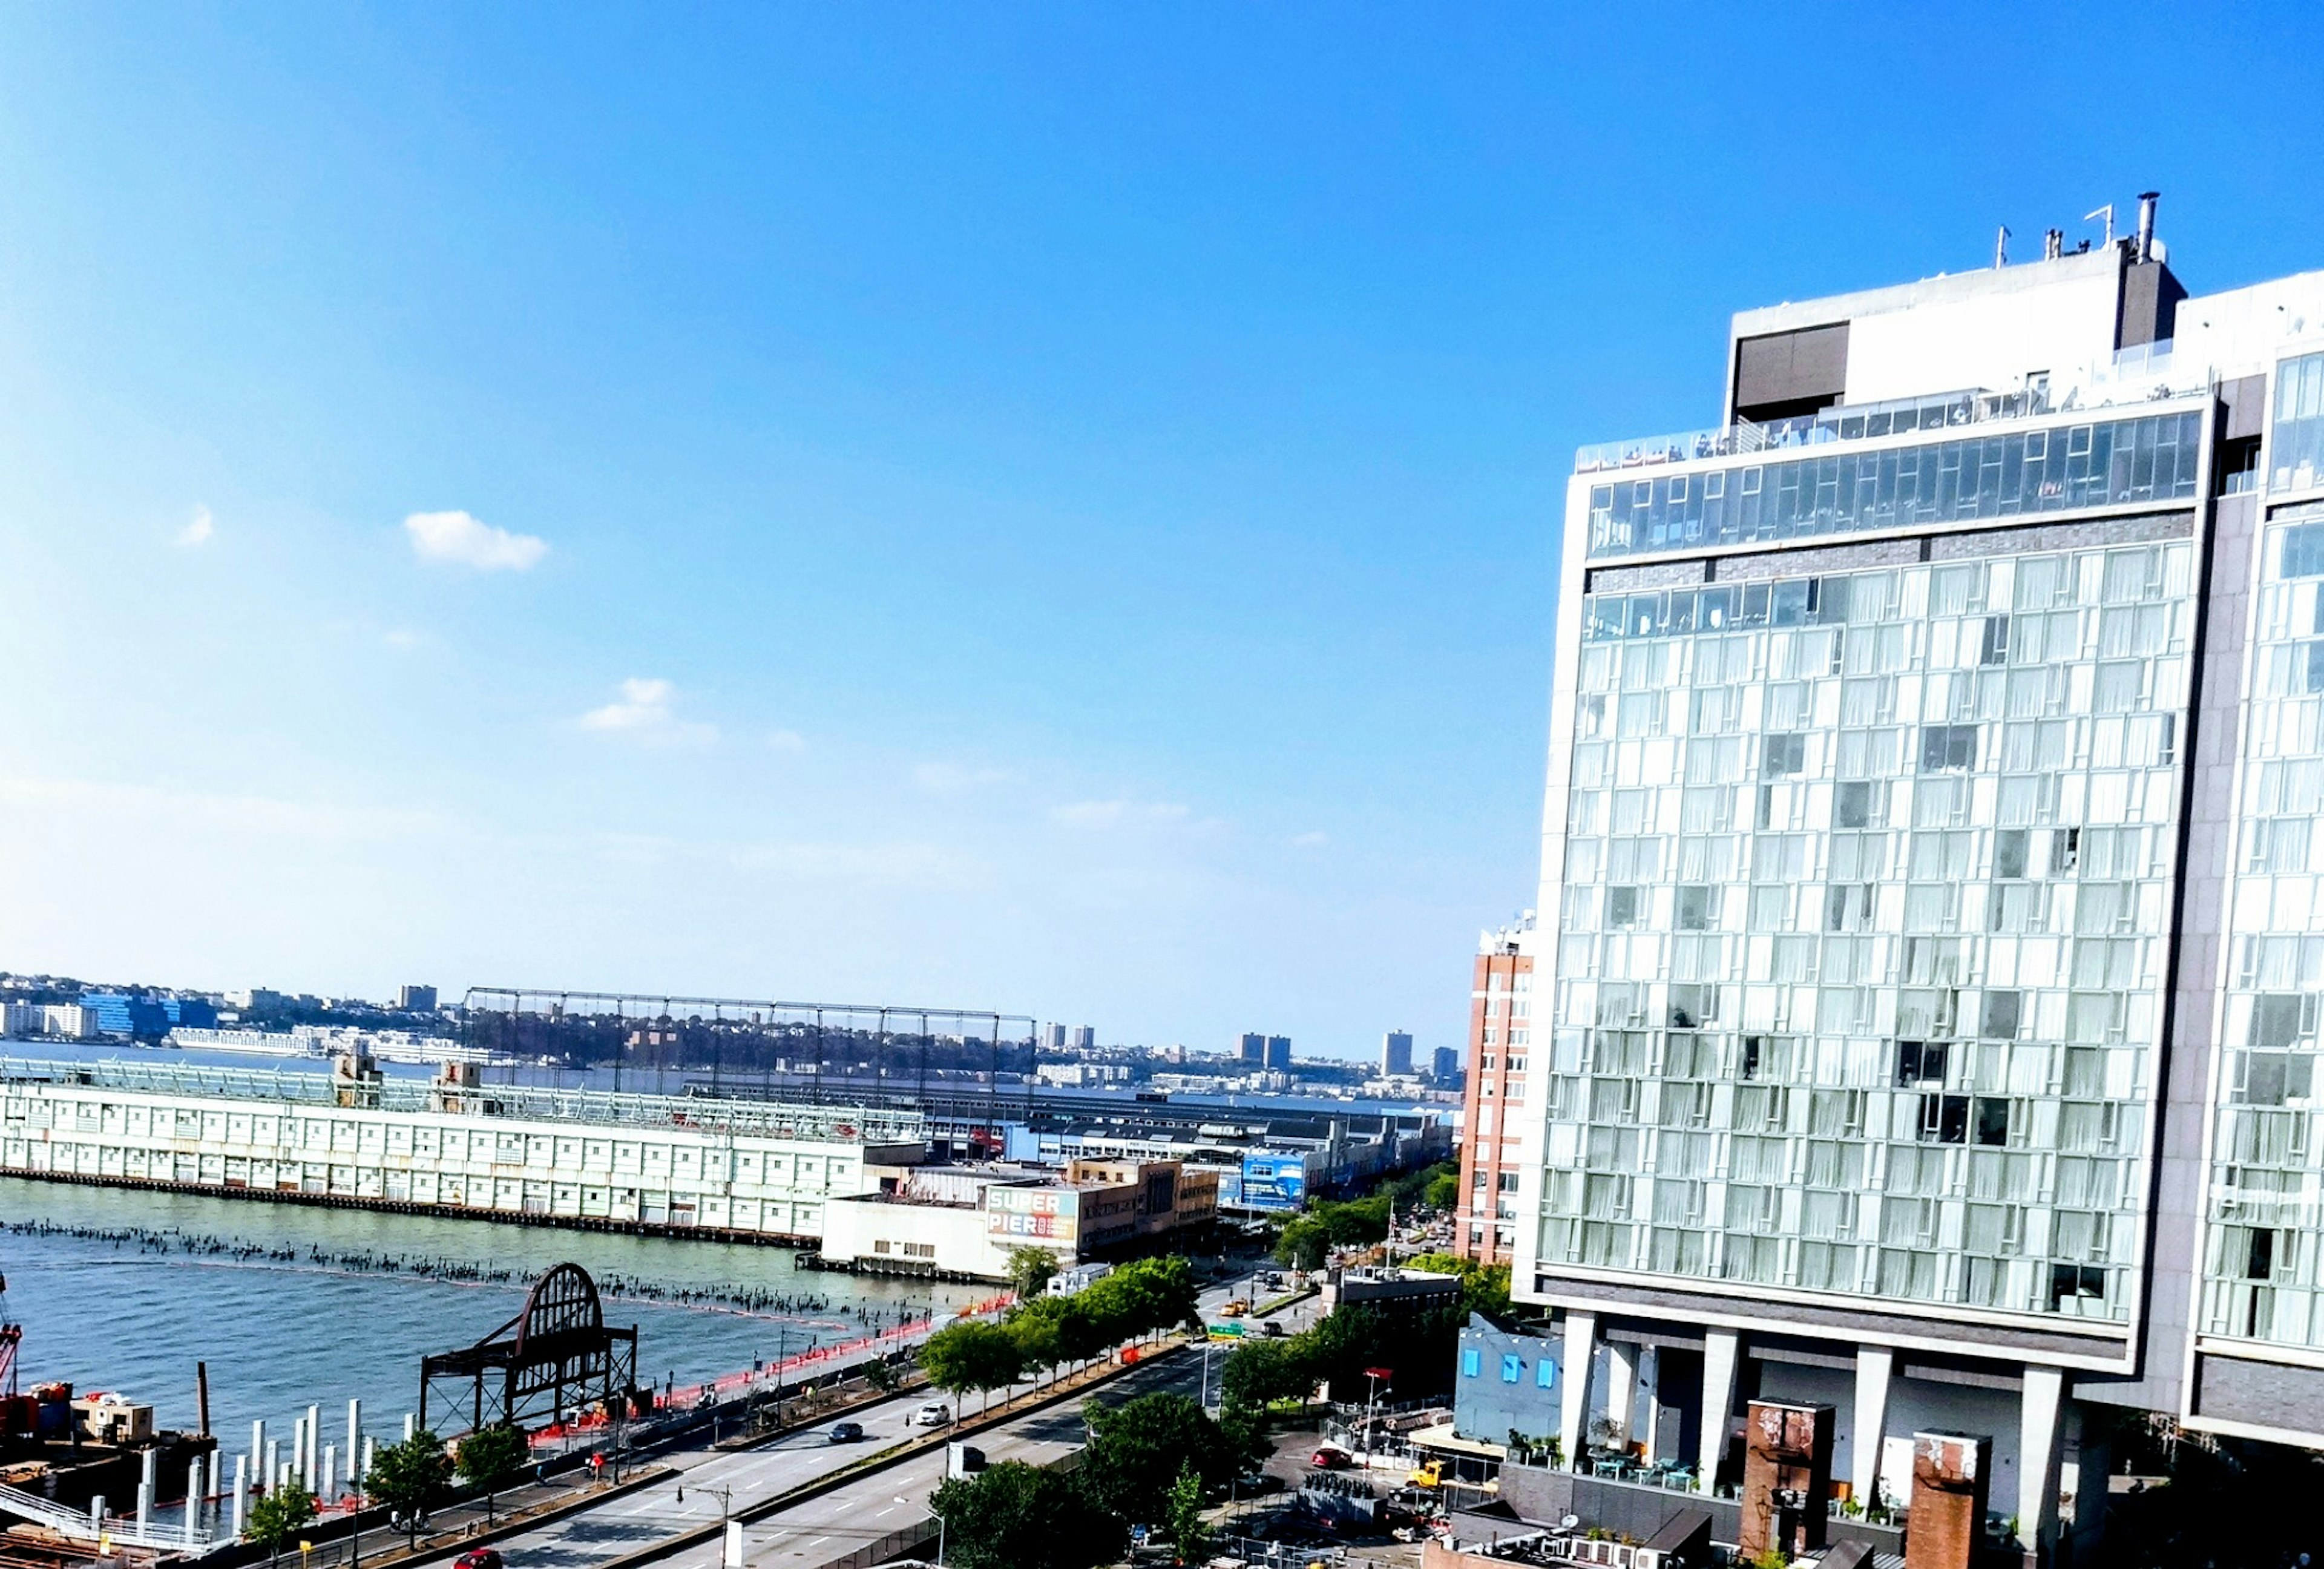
453, 1279, 1244, 1569
671, 1350, 1206, 1569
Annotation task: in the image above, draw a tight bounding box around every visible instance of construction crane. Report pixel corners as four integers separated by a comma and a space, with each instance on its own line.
0, 1265, 19, 1396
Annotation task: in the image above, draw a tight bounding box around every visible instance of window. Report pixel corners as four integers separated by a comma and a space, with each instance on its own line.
1461, 1348, 1481, 1378
1921, 724, 1979, 772
1676, 885, 1713, 930
1606, 887, 1640, 929
1472, 1168, 1489, 1191
1980, 614, 2012, 665
1974, 1097, 2011, 1147
1994, 829, 2029, 880
1764, 733, 1807, 777
1896, 1040, 1948, 1087
1982, 991, 2023, 1040
1536, 1358, 1555, 1389
1836, 780, 1872, 829
1919, 1093, 1971, 1144
1498, 1171, 1520, 1192
1500, 1354, 1523, 1384
2048, 1263, 2107, 1309
2051, 827, 2081, 875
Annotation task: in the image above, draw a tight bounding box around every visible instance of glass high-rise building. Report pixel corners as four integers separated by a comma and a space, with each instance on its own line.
1510, 198, 2324, 1558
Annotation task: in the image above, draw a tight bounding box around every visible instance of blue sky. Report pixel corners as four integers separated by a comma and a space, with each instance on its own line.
0, 5, 2314, 1056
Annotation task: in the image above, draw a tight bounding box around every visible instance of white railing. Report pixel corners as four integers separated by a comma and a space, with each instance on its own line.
0, 1479, 226, 1555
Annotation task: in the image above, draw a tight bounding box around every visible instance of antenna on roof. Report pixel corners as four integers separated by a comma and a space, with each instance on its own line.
1994, 226, 2010, 269
2085, 203, 2116, 249
2136, 191, 2160, 263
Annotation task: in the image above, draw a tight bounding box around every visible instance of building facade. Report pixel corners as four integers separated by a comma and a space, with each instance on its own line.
0, 1056, 922, 1238
1383, 1030, 1416, 1077
1509, 202, 2324, 1559
1456, 927, 1535, 1266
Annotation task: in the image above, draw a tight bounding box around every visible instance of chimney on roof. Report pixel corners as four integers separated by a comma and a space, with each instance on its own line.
2136, 191, 2159, 263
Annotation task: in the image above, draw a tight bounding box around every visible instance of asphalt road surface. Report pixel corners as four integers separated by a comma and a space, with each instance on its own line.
433, 1278, 1241, 1569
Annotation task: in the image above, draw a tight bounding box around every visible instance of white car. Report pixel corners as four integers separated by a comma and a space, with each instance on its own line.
913, 1402, 953, 1427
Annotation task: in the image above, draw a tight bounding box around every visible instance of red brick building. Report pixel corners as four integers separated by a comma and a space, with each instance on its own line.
1454, 923, 1533, 1266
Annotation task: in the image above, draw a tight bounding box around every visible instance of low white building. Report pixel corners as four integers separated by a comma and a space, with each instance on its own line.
0, 1055, 925, 1239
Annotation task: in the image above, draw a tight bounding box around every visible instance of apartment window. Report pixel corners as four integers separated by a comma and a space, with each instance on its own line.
1676, 884, 1713, 930
1535, 1358, 1555, 1389
1896, 1040, 1948, 1087
1994, 829, 2029, 880
1921, 724, 1979, 772
1980, 614, 2012, 666
1974, 1097, 2011, 1147
1764, 733, 1807, 778
1606, 887, 1640, 929
1982, 990, 2023, 1040
1498, 1171, 1520, 1192
1500, 1355, 1522, 1384
1461, 1349, 1481, 1378
1919, 1093, 1971, 1144
1836, 780, 1872, 829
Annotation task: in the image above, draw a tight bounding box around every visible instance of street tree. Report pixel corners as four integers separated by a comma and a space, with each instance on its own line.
246, 1484, 317, 1567
455, 1423, 530, 1522
366, 1429, 453, 1546
1080, 1391, 1246, 1527
917, 1320, 1025, 1415
1005, 1245, 1059, 1300
930, 1461, 1119, 1569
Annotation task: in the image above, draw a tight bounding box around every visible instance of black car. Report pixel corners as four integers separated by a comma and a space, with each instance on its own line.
828, 1421, 865, 1444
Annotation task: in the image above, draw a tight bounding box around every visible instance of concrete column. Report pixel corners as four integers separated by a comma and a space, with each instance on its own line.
1603, 1339, 1639, 1450
362, 1436, 376, 1493
1851, 1346, 1894, 1508
404, 1412, 417, 1443
323, 1444, 337, 1501
263, 1439, 279, 1494
136, 1482, 153, 1535
250, 1419, 265, 1498
2018, 1364, 2065, 1551
231, 1455, 248, 1538
184, 1463, 200, 1545
1558, 1311, 1598, 1469
347, 1400, 362, 1484
90, 1496, 105, 1530
138, 1449, 157, 1531
1641, 1347, 1664, 1462
305, 1404, 321, 1490
1698, 1327, 1740, 1495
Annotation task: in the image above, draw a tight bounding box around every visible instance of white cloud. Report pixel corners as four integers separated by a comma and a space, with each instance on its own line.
384, 629, 422, 650
176, 505, 214, 548
579, 677, 715, 743
766, 729, 807, 754
1290, 830, 1329, 847
404, 510, 548, 572
1052, 798, 1192, 829
914, 761, 1014, 794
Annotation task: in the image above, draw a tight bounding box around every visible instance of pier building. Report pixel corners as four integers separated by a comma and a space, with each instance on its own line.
0, 1055, 927, 1241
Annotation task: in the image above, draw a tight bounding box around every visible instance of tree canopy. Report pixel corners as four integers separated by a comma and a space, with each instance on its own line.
930, 1461, 1121, 1569
454, 1423, 530, 1492
1080, 1392, 1253, 1527
1005, 1245, 1059, 1299
366, 1429, 453, 1526
1400, 1251, 1512, 1322
917, 1320, 1026, 1404
245, 1484, 317, 1559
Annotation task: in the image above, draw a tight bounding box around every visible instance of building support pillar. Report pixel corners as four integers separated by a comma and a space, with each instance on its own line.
1852, 1346, 1894, 1510
1698, 1327, 1739, 1495
2018, 1364, 2064, 1554
1641, 1346, 1664, 1461
1603, 1338, 1638, 1452
1558, 1311, 1597, 1469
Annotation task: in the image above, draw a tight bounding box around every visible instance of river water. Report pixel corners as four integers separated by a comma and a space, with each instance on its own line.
0, 1176, 980, 1454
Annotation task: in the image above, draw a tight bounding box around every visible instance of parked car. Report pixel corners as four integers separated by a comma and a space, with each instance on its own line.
913, 1402, 953, 1427
1233, 1472, 1285, 1496
456, 1551, 504, 1569
1310, 1446, 1353, 1469
1259, 1320, 1285, 1338
828, 1421, 864, 1444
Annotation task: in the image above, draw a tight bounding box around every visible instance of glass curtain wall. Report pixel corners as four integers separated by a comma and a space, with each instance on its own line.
2202, 502, 2324, 1351
1545, 541, 2194, 1321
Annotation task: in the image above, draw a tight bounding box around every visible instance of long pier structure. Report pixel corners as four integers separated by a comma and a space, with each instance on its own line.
0, 1056, 929, 1242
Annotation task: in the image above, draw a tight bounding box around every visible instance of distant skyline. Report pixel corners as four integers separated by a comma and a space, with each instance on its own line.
1, 5, 2318, 1058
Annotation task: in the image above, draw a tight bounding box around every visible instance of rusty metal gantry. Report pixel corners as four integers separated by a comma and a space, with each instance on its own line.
418, 1262, 637, 1436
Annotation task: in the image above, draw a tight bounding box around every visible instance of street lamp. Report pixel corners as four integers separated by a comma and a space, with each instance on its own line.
896, 1497, 942, 1566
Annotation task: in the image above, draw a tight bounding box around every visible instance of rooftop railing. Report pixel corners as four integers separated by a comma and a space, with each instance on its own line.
1575, 343, 2208, 475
